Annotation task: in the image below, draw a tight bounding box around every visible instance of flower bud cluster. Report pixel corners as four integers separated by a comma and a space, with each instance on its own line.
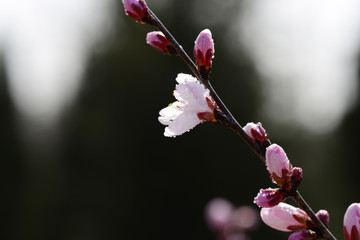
252, 141, 320, 239
254, 141, 334, 239
245, 124, 302, 194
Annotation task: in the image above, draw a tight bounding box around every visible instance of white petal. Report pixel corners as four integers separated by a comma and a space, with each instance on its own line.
158, 102, 182, 125
174, 81, 211, 112
176, 73, 197, 84
159, 73, 214, 137
165, 112, 202, 137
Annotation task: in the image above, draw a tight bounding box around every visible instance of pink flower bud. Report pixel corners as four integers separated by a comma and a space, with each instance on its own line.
265, 144, 292, 190
194, 29, 215, 77
146, 31, 176, 55
291, 167, 303, 182
260, 203, 312, 232
316, 210, 330, 228
343, 203, 360, 240
254, 188, 284, 208
243, 122, 257, 139
243, 122, 268, 144
289, 230, 316, 240
123, 0, 152, 24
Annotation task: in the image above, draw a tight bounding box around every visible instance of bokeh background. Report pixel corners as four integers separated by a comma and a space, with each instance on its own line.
2, 0, 360, 239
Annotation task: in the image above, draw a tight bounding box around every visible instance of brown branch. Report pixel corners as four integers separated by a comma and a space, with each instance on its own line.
146, 6, 337, 240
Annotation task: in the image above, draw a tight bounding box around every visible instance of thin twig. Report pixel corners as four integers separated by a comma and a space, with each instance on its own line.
148, 9, 201, 81
293, 191, 336, 240
148, 9, 263, 163
147, 6, 336, 240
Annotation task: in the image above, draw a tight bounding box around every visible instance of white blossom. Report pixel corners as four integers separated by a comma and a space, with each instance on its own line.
158, 73, 216, 137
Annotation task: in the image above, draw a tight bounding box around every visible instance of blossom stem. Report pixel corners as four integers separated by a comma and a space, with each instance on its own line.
148, 9, 201, 81
148, 6, 336, 240
148, 8, 264, 163
292, 191, 337, 240
206, 82, 266, 163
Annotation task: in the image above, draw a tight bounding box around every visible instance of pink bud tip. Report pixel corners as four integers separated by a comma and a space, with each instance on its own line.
260, 203, 312, 232
194, 29, 215, 73
254, 188, 284, 208
289, 230, 316, 240
146, 31, 176, 55
265, 144, 292, 190
343, 203, 360, 240
316, 210, 330, 227
243, 122, 268, 144
123, 0, 151, 24
291, 167, 303, 182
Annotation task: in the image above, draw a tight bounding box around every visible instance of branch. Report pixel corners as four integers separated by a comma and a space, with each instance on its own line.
147, 6, 336, 240
148, 9, 264, 163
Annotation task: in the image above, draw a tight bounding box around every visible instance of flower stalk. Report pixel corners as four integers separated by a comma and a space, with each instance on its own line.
124, 2, 338, 239
292, 191, 336, 240
146, 8, 267, 162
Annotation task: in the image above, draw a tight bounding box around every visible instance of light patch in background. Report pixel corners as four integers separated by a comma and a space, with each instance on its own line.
237, 0, 360, 134
0, 0, 115, 130
148, 0, 172, 11
191, 0, 240, 26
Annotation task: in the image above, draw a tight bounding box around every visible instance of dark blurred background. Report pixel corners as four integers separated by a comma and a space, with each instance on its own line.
1, 0, 360, 239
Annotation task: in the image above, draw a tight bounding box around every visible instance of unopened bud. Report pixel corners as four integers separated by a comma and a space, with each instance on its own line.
289, 230, 317, 240
146, 31, 176, 55
243, 122, 268, 145
194, 29, 215, 79
265, 144, 292, 190
123, 0, 152, 24
254, 188, 284, 208
343, 203, 360, 240
316, 210, 330, 228
291, 167, 303, 189
291, 167, 303, 182
260, 203, 313, 232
